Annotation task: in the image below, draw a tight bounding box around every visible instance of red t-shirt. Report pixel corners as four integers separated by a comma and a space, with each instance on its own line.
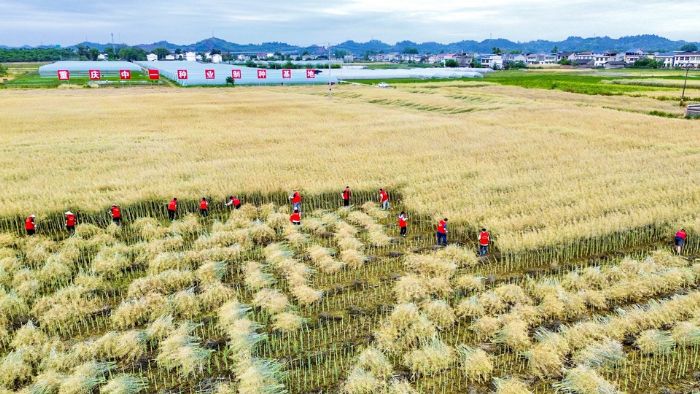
111, 207, 121, 219
343, 189, 351, 200
66, 214, 76, 227
200, 200, 209, 210
168, 200, 177, 211
25, 217, 35, 231
437, 220, 447, 234
479, 231, 490, 246
398, 216, 407, 228
380, 191, 389, 202
676, 230, 687, 240
290, 212, 301, 223
292, 193, 301, 204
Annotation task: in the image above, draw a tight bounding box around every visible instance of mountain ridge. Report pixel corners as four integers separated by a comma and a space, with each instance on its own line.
5, 34, 698, 54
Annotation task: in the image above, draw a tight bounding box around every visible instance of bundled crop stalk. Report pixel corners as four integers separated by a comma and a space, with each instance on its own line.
155, 321, 211, 377
457, 345, 493, 383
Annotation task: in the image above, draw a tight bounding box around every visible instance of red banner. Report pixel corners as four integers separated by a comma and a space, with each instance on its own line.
119, 70, 131, 80
205, 69, 215, 79
232, 69, 242, 79
282, 69, 292, 79
148, 69, 160, 80
88, 69, 101, 80
306, 69, 316, 79
257, 69, 267, 79
177, 69, 188, 80
57, 70, 70, 80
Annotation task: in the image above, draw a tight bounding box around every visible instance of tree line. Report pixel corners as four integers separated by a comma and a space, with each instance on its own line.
0, 45, 149, 62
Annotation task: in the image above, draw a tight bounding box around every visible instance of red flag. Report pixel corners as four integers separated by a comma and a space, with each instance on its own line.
306, 69, 316, 79
119, 70, 131, 80
57, 70, 70, 80
282, 69, 292, 79
257, 69, 267, 79
205, 69, 215, 79
148, 69, 160, 80
231, 69, 242, 79
88, 69, 101, 80
177, 69, 188, 80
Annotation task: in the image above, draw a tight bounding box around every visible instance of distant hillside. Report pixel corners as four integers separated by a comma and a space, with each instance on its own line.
8, 35, 700, 55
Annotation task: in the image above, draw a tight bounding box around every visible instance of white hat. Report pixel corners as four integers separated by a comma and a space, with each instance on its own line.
30, 214, 36, 218
65, 211, 73, 215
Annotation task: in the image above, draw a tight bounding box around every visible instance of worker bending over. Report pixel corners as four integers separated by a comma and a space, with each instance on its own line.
290, 209, 301, 225
226, 196, 241, 210
25, 215, 36, 236
110, 205, 122, 225
65, 211, 76, 234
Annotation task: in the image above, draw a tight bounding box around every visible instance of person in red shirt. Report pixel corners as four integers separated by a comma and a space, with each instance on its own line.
379, 188, 390, 210
199, 197, 209, 217
65, 211, 76, 234
436, 218, 448, 246
479, 228, 491, 256
226, 195, 241, 210
290, 190, 302, 212
110, 205, 122, 225
290, 209, 301, 225
25, 214, 36, 236
341, 186, 352, 207
675, 228, 688, 255
397, 211, 408, 237
167, 198, 178, 221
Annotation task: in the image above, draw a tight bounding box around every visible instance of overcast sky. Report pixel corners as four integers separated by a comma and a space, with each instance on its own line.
2, 0, 700, 46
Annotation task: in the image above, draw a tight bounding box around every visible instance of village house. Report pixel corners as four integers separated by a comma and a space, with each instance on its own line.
185, 52, 197, 62
146, 53, 158, 62
479, 54, 504, 69
655, 53, 675, 68
674, 51, 700, 68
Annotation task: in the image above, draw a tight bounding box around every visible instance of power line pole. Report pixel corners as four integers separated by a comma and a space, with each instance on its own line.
681, 65, 690, 106
328, 42, 332, 98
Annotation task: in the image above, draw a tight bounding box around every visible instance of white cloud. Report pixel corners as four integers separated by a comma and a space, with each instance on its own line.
0, 0, 698, 46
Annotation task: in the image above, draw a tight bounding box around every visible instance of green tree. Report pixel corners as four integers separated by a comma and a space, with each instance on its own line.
632, 57, 660, 68
444, 59, 459, 67
680, 43, 698, 52
402, 47, 419, 54
225, 76, 235, 86
118, 47, 147, 61
492, 47, 503, 55
153, 47, 170, 60
504, 60, 527, 70
470, 58, 482, 68
551, 46, 559, 54
0, 63, 8, 77
334, 50, 348, 58
88, 48, 100, 61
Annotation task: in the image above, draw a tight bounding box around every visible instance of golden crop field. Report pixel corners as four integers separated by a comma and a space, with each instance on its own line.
0, 80, 699, 394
